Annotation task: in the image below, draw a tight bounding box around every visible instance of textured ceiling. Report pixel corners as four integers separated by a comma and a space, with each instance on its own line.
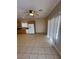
17, 0, 60, 19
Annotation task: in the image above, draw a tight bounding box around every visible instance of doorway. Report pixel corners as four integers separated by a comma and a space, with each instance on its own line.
26, 21, 36, 34
27, 24, 35, 34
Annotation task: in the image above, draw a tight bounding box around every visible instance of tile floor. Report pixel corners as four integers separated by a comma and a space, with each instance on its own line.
17, 34, 60, 59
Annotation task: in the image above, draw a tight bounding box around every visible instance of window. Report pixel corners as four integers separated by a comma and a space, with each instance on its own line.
21, 23, 28, 27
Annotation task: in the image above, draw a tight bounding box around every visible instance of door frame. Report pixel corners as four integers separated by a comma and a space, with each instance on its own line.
28, 21, 36, 34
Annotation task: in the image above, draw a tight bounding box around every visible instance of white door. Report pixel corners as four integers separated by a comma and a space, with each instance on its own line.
27, 24, 35, 34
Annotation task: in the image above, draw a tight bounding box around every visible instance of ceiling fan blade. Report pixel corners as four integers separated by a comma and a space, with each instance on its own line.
34, 11, 39, 15
34, 13, 39, 16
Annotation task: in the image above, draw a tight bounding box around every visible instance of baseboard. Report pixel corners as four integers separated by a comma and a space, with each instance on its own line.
36, 32, 47, 35
52, 43, 61, 56
47, 36, 61, 56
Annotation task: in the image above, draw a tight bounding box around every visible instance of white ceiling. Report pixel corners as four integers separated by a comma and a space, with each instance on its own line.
17, 0, 60, 19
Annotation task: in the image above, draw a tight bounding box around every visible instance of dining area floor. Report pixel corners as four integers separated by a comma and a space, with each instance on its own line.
17, 34, 60, 59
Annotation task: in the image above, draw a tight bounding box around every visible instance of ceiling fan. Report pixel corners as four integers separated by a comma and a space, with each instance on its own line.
24, 10, 39, 16
22, 9, 43, 18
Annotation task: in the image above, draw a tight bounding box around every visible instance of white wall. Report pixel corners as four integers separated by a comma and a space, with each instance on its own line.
20, 18, 47, 34
47, 14, 61, 55
47, 2, 61, 55
35, 19, 47, 34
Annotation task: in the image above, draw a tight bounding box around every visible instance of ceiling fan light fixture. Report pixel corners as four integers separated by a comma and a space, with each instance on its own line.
29, 13, 34, 16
